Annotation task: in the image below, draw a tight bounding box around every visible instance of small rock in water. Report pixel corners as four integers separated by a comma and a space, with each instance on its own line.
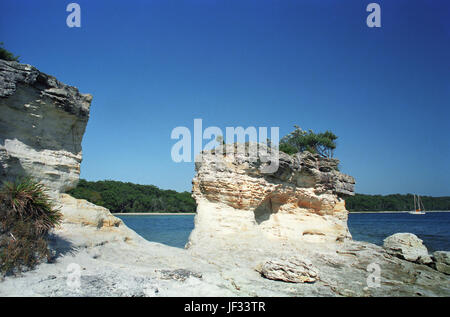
256, 257, 319, 283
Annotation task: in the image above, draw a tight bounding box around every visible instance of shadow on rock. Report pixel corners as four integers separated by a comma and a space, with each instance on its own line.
47, 233, 77, 260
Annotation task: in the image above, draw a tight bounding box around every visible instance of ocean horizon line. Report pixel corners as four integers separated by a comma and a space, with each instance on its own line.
113, 210, 450, 216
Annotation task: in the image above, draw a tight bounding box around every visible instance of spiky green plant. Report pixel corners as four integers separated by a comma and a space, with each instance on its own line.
0, 178, 62, 274
0, 178, 61, 235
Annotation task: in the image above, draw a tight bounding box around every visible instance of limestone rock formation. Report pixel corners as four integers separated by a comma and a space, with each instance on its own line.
0, 60, 141, 250
56, 194, 144, 247
383, 233, 433, 264
189, 143, 355, 246
0, 59, 92, 193
433, 251, 450, 275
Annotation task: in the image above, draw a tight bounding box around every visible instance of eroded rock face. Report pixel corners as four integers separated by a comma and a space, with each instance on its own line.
0, 59, 92, 193
55, 194, 145, 247
189, 143, 355, 246
0, 60, 144, 249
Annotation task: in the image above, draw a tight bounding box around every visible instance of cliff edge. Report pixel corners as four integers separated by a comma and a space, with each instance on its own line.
0, 60, 138, 243
0, 59, 91, 193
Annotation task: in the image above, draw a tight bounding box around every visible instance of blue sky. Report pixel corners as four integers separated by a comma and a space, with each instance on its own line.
1, 0, 449, 196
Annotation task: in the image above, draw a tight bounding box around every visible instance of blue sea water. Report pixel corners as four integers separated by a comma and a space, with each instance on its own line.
348, 212, 450, 252
117, 212, 450, 251
116, 215, 195, 249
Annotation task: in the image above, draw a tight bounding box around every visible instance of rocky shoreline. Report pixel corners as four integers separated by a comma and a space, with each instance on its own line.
0, 60, 449, 297
1, 200, 448, 296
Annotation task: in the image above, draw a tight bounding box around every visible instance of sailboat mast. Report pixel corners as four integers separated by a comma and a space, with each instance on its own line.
419, 195, 425, 211
409, 194, 425, 214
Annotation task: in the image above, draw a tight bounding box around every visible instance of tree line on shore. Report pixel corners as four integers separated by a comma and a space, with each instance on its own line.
68, 179, 196, 213
68, 180, 450, 213
346, 193, 450, 212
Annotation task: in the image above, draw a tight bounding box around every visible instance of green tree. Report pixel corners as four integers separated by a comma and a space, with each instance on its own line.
280, 126, 338, 158
346, 193, 450, 212
0, 42, 20, 62
68, 179, 197, 213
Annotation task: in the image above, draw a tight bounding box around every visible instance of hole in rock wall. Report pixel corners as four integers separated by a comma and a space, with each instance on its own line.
253, 195, 288, 225
254, 198, 273, 225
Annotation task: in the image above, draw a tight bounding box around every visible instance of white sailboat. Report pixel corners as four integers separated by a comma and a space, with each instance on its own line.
408, 194, 426, 214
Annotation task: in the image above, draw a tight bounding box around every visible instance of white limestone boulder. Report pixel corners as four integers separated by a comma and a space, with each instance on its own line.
256, 257, 319, 283
383, 233, 432, 264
